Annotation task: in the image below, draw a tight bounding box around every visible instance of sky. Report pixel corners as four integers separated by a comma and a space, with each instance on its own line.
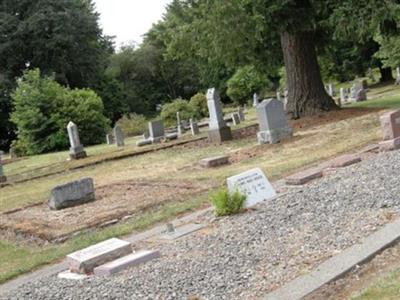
94, 0, 172, 48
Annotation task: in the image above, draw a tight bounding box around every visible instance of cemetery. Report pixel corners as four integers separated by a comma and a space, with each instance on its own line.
1, 1, 400, 299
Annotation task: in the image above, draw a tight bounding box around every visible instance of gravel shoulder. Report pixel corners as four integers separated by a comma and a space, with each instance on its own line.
3, 150, 400, 300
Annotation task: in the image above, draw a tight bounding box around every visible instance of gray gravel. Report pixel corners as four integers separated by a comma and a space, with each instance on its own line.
3, 150, 400, 300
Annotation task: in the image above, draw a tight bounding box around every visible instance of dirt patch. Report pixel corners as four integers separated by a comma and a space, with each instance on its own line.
305, 240, 400, 300
0, 179, 213, 242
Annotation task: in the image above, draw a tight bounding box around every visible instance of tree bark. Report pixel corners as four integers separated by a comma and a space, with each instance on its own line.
379, 66, 394, 82
281, 31, 337, 119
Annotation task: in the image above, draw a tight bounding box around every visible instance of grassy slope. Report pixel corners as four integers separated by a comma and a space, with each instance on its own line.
353, 269, 400, 300
0, 85, 399, 284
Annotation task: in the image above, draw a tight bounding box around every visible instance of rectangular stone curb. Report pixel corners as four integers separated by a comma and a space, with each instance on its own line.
152, 223, 205, 242
379, 137, 400, 152
93, 250, 160, 276
326, 154, 361, 168
285, 168, 323, 185
67, 238, 132, 274
263, 218, 400, 300
199, 155, 229, 168
357, 144, 379, 154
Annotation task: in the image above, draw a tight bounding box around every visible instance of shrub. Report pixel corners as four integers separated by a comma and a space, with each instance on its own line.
116, 113, 147, 136
227, 65, 270, 105
189, 92, 208, 118
209, 188, 247, 217
11, 69, 110, 155
160, 98, 196, 127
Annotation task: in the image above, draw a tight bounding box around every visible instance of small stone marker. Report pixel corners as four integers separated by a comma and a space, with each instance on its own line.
67, 121, 87, 159
231, 113, 241, 126
149, 120, 165, 142
257, 98, 293, 144
113, 126, 125, 147
106, 134, 114, 145
207, 88, 232, 143
350, 84, 357, 101
276, 92, 282, 102
227, 168, 276, 208
58, 270, 89, 281
67, 238, 132, 274
199, 155, 229, 168
93, 250, 160, 276
285, 167, 323, 185
283, 90, 288, 111
379, 110, 400, 151
190, 119, 200, 136
0, 151, 6, 183
355, 88, 367, 102
253, 93, 259, 107
340, 88, 347, 103
327, 84, 334, 97
48, 178, 95, 210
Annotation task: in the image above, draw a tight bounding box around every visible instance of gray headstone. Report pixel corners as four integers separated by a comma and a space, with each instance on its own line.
340, 88, 347, 103
67, 121, 87, 160
149, 121, 165, 140
143, 130, 150, 139
190, 119, 200, 136
327, 84, 335, 97
177, 112, 185, 136
48, 178, 95, 210
276, 92, 282, 102
0, 151, 6, 183
113, 126, 125, 147
256, 98, 293, 144
231, 113, 241, 126
207, 88, 232, 142
106, 134, 114, 145
355, 89, 367, 102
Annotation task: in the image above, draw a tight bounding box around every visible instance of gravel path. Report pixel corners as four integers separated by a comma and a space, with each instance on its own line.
3, 150, 400, 300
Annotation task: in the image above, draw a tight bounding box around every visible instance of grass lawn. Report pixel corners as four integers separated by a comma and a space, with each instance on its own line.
353, 269, 400, 300
0, 84, 399, 284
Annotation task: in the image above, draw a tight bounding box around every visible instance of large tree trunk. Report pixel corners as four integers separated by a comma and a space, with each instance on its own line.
379, 66, 394, 82
281, 31, 337, 119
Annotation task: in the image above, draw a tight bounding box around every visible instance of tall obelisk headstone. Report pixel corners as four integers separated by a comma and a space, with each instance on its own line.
0, 151, 6, 183
67, 122, 87, 159
207, 88, 232, 143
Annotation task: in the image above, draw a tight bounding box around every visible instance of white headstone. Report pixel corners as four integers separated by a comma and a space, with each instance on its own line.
207, 88, 227, 130
283, 90, 288, 111
253, 93, 259, 107
276, 92, 282, 102
177, 112, 185, 136
238, 107, 245, 121
340, 88, 346, 103
327, 84, 334, 97
227, 168, 276, 208
190, 118, 200, 136
396, 67, 400, 85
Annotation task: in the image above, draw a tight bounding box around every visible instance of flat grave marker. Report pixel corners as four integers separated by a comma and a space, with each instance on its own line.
227, 168, 276, 208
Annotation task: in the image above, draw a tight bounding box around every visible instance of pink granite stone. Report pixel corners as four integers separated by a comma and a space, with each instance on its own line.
327, 154, 361, 168
380, 110, 400, 141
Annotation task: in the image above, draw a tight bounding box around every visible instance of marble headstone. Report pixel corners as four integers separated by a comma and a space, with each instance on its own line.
227, 168, 276, 208
177, 112, 185, 136
67, 121, 87, 159
256, 98, 293, 144
253, 93, 259, 107
106, 134, 114, 145
207, 88, 232, 142
396, 67, 400, 85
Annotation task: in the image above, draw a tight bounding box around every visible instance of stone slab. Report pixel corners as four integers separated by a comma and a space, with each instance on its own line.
227, 168, 276, 208
165, 133, 178, 141
66, 238, 132, 274
48, 178, 95, 210
285, 167, 323, 185
327, 154, 361, 168
263, 217, 400, 300
357, 144, 380, 154
136, 139, 152, 147
379, 137, 400, 152
57, 270, 89, 281
154, 223, 205, 241
199, 155, 229, 168
93, 250, 160, 276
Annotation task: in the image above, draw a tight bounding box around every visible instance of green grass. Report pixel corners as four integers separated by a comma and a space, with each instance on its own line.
0, 195, 207, 283
353, 269, 400, 300
349, 94, 400, 109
